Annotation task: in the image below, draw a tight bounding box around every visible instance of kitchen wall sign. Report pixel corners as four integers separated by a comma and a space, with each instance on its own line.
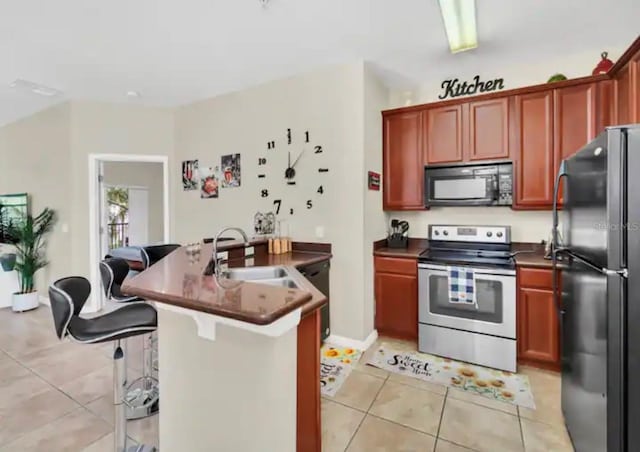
438, 76, 505, 100
368, 171, 380, 191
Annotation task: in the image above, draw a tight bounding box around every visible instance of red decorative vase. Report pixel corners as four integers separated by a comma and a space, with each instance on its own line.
592, 52, 614, 75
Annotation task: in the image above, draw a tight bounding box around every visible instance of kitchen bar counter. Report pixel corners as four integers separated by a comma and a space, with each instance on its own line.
122, 240, 330, 325
123, 238, 330, 452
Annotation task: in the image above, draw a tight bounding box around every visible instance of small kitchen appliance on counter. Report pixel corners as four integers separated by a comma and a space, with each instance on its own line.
418, 224, 516, 372
387, 219, 409, 248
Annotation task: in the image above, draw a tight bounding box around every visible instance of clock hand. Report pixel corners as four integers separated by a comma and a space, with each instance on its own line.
288, 151, 291, 169
291, 148, 305, 169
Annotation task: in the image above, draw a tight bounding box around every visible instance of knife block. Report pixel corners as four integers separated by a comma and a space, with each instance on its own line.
387, 235, 408, 249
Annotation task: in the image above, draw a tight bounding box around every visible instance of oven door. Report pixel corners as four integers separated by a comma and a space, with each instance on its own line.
418, 263, 516, 339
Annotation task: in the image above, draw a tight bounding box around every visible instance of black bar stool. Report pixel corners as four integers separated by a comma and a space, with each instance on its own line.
140, 244, 181, 270
100, 258, 158, 420
49, 277, 157, 452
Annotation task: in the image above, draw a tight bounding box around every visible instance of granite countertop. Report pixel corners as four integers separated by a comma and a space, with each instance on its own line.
511, 242, 553, 268
122, 241, 330, 325
373, 238, 554, 268
373, 238, 429, 259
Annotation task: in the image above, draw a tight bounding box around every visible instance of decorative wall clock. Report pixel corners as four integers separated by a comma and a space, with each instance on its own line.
257, 128, 328, 216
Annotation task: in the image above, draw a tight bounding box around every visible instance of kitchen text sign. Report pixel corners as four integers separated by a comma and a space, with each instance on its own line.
439, 75, 505, 100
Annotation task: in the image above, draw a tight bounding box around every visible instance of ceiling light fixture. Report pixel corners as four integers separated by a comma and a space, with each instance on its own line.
126, 90, 141, 99
9, 79, 62, 97
438, 0, 478, 54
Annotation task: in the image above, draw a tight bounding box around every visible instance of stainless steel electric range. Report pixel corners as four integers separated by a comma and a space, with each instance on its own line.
418, 225, 516, 372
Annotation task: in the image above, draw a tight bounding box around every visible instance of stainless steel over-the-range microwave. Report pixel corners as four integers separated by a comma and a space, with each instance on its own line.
424, 161, 513, 207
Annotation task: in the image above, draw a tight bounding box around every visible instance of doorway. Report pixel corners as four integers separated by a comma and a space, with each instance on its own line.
88, 154, 169, 312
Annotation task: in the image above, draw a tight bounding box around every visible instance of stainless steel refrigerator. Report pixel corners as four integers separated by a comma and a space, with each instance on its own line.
553, 125, 640, 452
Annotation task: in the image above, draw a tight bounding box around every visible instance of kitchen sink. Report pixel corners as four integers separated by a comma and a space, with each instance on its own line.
220, 266, 289, 280
255, 278, 300, 289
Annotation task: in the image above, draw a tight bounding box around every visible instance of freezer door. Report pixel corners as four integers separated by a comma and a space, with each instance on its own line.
560, 255, 625, 452
563, 128, 625, 270
625, 126, 640, 450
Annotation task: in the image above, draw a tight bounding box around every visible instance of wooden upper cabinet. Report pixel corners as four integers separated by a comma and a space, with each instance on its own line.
512, 91, 554, 208
382, 111, 424, 210
615, 64, 632, 125
467, 98, 510, 161
553, 83, 597, 204
596, 80, 616, 132
425, 105, 464, 164
632, 52, 640, 123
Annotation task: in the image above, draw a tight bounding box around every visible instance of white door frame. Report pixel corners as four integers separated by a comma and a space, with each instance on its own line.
88, 154, 170, 312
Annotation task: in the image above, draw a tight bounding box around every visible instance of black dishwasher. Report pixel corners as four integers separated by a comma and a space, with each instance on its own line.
299, 260, 330, 342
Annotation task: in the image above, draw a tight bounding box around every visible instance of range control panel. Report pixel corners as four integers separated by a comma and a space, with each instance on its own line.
429, 225, 511, 244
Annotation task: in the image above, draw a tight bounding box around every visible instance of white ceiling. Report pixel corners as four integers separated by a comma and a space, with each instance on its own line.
1, 0, 638, 126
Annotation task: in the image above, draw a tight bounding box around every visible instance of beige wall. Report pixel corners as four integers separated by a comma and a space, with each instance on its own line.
0, 103, 71, 293
363, 64, 389, 335
0, 101, 174, 298
68, 101, 175, 280
175, 62, 382, 341
102, 161, 165, 244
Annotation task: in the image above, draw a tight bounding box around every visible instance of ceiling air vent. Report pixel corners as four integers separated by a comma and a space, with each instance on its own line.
9, 79, 62, 97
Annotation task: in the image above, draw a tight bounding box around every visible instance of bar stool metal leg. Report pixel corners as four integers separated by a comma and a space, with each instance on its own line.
114, 341, 127, 452
114, 340, 157, 452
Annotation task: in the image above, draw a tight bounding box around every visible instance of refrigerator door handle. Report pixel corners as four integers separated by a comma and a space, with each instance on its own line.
604, 268, 629, 278
552, 162, 568, 313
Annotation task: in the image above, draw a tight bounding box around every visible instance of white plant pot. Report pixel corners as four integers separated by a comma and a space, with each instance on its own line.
12, 291, 39, 312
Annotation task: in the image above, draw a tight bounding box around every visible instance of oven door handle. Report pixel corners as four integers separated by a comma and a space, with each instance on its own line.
418, 263, 516, 276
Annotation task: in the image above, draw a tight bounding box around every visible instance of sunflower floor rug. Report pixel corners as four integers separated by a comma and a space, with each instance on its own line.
367, 343, 536, 409
320, 344, 362, 397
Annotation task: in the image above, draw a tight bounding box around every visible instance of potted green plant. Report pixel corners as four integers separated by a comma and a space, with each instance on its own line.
6, 208, 56, 312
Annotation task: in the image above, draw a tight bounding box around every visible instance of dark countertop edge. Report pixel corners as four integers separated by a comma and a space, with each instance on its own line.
373, 238, 428, 258
124, 250, 331, 325
372, 238, 553, 268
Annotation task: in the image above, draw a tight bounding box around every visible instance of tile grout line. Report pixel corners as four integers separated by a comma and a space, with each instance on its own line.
365, 411, 439, 440
433, 387, 449, 451
517, 406, 527, 451
341, 370, 390, 452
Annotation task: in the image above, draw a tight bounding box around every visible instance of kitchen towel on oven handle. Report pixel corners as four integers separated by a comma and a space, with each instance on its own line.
447, 266, 477, 307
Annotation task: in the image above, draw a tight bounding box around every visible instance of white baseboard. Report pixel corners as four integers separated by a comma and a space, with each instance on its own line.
326, 329, 378, 351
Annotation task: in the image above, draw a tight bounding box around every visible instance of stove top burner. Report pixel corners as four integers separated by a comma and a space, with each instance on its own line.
419, 243, 515, 269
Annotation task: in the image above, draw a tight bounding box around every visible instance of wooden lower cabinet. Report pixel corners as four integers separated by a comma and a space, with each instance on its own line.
297, 307, 321, 452
517, 267, 561, 370
374, 256, 418, 340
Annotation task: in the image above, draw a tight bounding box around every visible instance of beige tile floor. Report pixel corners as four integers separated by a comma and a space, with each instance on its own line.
0, 306, 153, 451
323, 338, 575, 452
0, 306, 574, 451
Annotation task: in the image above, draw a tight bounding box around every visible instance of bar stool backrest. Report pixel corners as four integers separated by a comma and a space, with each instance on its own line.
141, 244, 181, 269
48, 277, 90, 339
99, 258, 134, 301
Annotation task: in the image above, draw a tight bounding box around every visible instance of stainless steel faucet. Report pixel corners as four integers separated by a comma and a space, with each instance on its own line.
212, 227, 250, 278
